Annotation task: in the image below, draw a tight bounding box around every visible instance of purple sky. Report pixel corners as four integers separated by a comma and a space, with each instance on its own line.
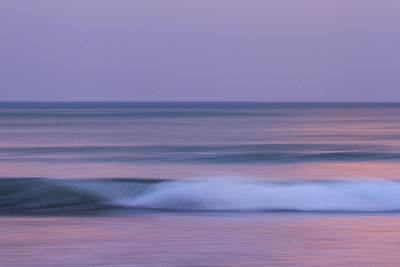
1, 0, 400, 101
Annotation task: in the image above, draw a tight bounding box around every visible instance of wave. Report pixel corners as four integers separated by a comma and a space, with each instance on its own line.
3, 178, 400, 214
0, 144, 397, 164
0, 178, 163, 213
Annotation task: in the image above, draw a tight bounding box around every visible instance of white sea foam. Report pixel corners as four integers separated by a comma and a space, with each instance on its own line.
120, 178, 400, 212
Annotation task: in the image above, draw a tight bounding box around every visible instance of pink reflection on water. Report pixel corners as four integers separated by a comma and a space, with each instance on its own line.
2, 215, 400, 266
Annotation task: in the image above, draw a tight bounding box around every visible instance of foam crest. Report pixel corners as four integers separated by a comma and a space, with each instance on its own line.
123, 179, 400, 212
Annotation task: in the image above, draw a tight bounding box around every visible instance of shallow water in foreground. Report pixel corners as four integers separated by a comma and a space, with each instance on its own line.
2, 214, 400, 266
3, 102, 400, 265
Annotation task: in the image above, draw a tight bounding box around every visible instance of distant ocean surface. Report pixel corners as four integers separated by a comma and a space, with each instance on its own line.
3, 102, 400, 266
3, 102, 400, 178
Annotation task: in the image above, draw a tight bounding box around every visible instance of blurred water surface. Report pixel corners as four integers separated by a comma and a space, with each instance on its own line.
3, 102, 400, 266
2, 102, 400, 179
2, 215, 400, 266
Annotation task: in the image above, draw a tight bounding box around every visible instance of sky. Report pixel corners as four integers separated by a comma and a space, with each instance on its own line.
1, 0, 400, 102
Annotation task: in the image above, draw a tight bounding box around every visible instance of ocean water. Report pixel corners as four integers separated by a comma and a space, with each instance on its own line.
3, 102, 400, 266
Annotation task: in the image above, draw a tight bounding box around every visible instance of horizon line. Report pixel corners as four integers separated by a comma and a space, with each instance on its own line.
2, 100, 400, 103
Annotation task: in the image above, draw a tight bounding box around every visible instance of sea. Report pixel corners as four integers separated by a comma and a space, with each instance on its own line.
2, 102, 400, 266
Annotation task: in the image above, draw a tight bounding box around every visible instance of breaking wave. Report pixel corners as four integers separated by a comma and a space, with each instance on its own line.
3, 177, 400, 214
